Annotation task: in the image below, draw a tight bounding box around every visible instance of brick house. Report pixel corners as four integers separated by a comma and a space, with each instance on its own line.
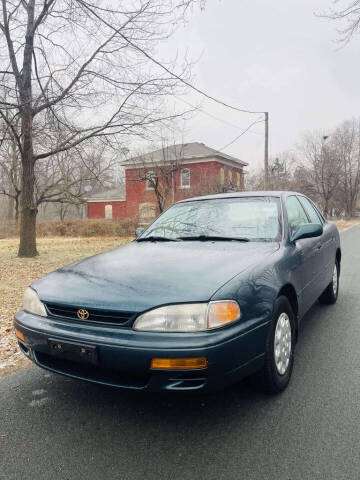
87, 142, 247, 223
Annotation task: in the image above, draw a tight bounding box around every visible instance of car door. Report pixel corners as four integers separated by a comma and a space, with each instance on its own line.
298, 195, 335, 289
285, 195, 324, 313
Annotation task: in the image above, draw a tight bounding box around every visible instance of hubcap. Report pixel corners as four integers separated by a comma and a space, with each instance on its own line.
332, 264, 338, 296
274, 313, 292, 376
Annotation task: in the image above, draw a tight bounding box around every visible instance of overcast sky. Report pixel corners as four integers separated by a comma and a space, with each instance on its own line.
161, 0, 360, 172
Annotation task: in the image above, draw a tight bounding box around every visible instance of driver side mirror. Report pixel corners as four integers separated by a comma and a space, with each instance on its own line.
291, 223, 323, 242
135, 227, 145, 238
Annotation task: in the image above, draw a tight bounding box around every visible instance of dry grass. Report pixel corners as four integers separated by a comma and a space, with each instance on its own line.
333, 219, 360, 232
0, 236, 131, 378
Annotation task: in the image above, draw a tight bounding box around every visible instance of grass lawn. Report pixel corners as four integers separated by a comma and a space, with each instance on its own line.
0, 236, 131, 378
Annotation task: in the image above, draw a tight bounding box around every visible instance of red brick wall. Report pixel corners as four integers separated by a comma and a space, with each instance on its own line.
172, 161, 244, 202
87, 160, 244, 219
87, 201, 127, 219
87, 202, 105, 219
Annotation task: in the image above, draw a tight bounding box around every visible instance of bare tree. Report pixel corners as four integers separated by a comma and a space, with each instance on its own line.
131, 143, 185, 213
332, 119, 360, 216
245, 153, 296, 192
268, 152, 297, 191
34, 142, 118, 207
245, 169, 266, 191
321, 1, 360, 43
246, 119, 360, 218
0, 115, 21, 222
0, 124, 122, 222
0, 0, 202, 256
300, 132, 342, 217
291, 164, 317, 199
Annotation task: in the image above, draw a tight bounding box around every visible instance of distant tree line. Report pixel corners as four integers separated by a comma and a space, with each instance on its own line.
0, 129, 122, 223
246, 118, 360, 218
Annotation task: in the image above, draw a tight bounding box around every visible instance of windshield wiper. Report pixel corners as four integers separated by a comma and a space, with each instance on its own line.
178, 235, 250, 242
136, 236, 180, 242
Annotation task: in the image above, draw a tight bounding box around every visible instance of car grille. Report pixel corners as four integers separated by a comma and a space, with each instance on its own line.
45, 303, 136, 325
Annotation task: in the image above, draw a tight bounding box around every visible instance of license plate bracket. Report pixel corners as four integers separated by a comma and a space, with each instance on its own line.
48, 338, 98, 365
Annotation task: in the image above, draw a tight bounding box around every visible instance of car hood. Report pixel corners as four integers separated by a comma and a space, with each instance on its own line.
33, 241, 280, 312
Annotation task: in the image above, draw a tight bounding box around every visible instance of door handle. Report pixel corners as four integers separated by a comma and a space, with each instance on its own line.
316, 243, 322, 250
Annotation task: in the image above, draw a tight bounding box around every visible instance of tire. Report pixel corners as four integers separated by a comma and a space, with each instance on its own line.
249, 296, 295, 394
319, 260, 339, 305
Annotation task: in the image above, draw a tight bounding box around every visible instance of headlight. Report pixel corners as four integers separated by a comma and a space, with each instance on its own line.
23, 287, 47, 317
133, 301, 240, 332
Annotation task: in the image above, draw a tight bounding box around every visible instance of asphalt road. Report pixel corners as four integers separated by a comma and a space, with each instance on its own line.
1, 226, 360, 480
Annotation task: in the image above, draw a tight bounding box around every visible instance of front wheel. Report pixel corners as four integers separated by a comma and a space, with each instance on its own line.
319, 261, 339, 305
249, 296, 295, 394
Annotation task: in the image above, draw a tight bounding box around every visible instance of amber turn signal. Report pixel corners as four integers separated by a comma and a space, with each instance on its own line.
207, 301, 241, 329
151, 357, 208, 370
14, 328, 25, 342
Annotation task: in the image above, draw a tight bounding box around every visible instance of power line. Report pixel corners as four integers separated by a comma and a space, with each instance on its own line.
76, 2, 270, 179
175, 96, 264, 136
116, 33, 267, 115
220, 118, 265, 150
77, 0, 265, 115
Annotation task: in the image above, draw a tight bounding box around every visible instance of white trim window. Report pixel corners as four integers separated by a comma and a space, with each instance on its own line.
146, 171, 156, 190
180, 168, 190, 188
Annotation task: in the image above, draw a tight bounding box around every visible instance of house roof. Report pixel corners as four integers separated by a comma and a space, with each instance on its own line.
86, 186, 125, 202
120, 142, 248, 168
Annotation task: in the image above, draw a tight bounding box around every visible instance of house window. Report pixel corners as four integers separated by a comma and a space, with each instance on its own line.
181, 168, 190, 188
105, 204, 113, 220
237, 172, 241, 188
228, 170, 232, 182
146, 171, 156, 190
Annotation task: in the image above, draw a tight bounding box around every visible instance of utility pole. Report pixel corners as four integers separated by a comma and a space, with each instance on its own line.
264, 112, 269, 189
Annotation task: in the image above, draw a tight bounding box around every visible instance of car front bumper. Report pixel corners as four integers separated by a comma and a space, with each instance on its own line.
14, 311, 269, 392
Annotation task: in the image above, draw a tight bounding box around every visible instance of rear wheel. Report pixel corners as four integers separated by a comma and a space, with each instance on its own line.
249, 296, 295, 394
319, 261, 339, 305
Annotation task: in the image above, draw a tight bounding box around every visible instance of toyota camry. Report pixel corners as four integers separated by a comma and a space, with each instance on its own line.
14, 191, 341, 393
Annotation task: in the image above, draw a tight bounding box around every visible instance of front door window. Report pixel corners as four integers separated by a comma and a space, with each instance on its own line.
286, 196, 309, 237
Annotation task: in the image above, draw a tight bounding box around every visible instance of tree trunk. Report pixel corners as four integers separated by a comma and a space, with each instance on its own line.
347, 198, 356, 218
14, 195, 19, 225
18, 105, 38, 256
7, 196, 15, 221
154, 186, 164, 213
323, 198, 329, 218
59, 205, 68, 221
18, 155, 38, 256
18, 1, 37, 257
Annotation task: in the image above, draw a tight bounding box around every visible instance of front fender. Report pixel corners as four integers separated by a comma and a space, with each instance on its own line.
211, 245, 301, 326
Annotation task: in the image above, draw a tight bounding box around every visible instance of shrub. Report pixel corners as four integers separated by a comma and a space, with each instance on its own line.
31, 218, 139, 237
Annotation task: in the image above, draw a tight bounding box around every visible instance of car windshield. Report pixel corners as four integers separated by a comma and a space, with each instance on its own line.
139, 196, 282, 242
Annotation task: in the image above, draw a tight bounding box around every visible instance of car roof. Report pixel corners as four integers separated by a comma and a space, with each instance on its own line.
178, 191, 302, 203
